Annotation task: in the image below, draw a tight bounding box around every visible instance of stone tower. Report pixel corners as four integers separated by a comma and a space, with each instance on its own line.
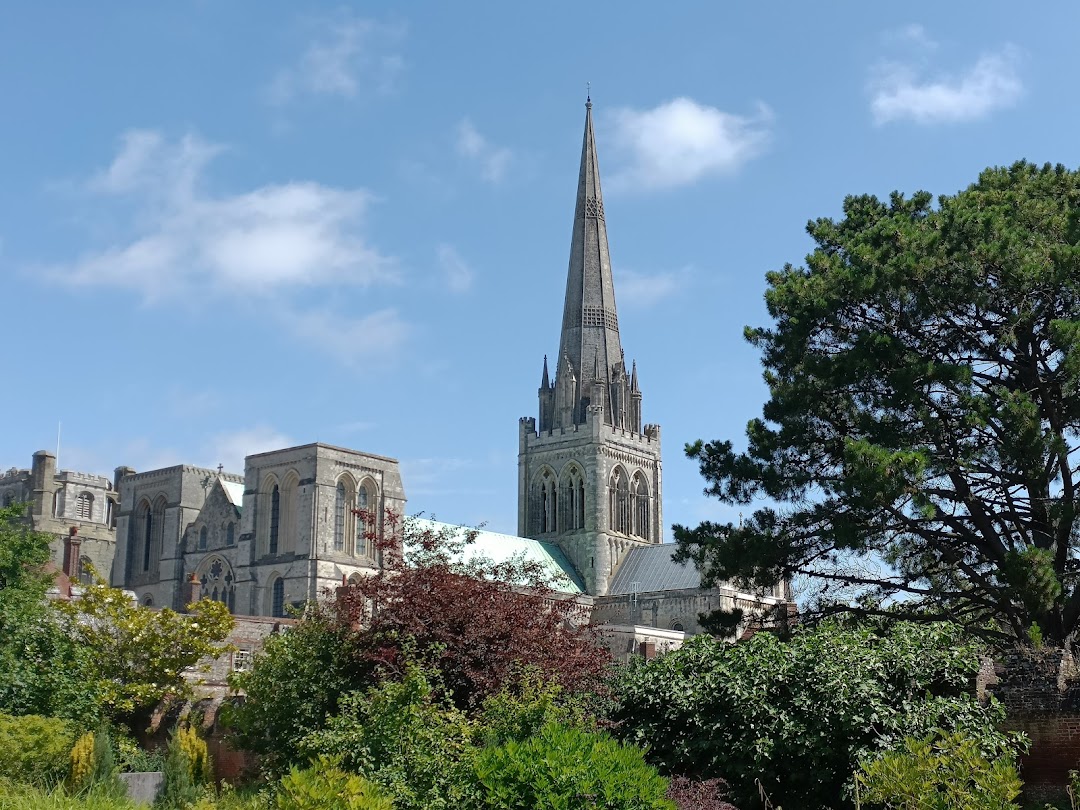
518, 99, 662, 596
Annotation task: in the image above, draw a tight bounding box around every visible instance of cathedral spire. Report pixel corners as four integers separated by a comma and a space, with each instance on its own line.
554, 99, 625, 427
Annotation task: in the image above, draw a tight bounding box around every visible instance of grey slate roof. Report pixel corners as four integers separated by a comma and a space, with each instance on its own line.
607, 544, 702, 595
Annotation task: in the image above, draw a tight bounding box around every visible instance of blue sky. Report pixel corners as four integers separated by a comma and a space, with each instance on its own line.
2, 2, 1077, 537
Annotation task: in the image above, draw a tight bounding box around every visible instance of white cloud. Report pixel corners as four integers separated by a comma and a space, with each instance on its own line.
46, 129, 397, 301
608, 97, 771, 191
205, 425, 296, 473
286, 307, 411, 367
614, 267, 692, 308
266, 16, 405, 105
437, 243, 474, 293
870, 43, 1022, 125
455, 119, 513, 183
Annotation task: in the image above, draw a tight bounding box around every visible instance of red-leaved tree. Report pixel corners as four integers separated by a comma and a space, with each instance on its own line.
333, 512, 611, 710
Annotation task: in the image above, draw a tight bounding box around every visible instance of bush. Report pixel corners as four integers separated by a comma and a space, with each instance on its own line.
0, 713, 78, 787
855, 731, 1022, 810
612, 621, 1023, 809
69, 727, 125, 797
664, 777, 738, 810
155, 725, 212, 809
277, 757, 393, 810
300, 666, 479, 810
475, 721, 675, 810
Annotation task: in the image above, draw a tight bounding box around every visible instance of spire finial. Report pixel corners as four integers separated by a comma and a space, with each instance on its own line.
586, 82, 591, 108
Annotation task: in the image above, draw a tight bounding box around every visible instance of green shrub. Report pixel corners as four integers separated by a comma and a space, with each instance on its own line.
855, 731, 1022, 810
612, 621, 1024, 809
277, 757, 393, 810
113, 731, 166, 774
300, 666, 479, 810
475, 721, 675, 810
0, 713, 78, 787
155, 725, 211, 810
70, 726, 124, 798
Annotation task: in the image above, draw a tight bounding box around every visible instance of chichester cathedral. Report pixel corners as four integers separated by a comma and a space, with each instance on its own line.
0, 102, 787, 657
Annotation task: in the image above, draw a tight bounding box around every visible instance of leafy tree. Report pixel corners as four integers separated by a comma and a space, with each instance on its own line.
674, 162, 1080, 644
610, 620, 1021, 810
335, 514, 611, 709
855, 731, 1022, 810
57, 572, 234, 724
226, 604, 356, 774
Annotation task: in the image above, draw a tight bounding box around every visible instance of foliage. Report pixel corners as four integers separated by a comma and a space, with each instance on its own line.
276, 758, 394, 810
225, 606, 357, 774
0, 713, 78, 788
68, 727, 124, 800
155, 725, 212, 810
69, 733, 96, 793
0, 778, 136, 809
113, 731, 166, 774
611, 620, 1022, 810
230, 515, 610, 773
663, 777, 738, 810
855, 731, 1022, 809
0, 505, 101, 722
475, 721, 675, 810
57, 573, 233, 723
334, 514, 610, 709
478, 672, 590, 748
299, 665, 480, 810
673, 162, 1080, 645
175, 726, 213, 786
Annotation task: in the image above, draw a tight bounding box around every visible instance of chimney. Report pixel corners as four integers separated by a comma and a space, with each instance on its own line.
183, 573, 202, 609
638, 640, 657, 660
62, 526, 83, 581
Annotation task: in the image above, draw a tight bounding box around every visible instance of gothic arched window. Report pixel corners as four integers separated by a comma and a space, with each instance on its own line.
334, 482, 346, 552
357, 479, 377, 557
609, 468, 631, 535
198, 557, 235, 614
137, 499, 154, 572
271, 578, 286, 618
198, 526, 208, 550
269, 485, 280, 555
2, 492, 14, 508
75, 492, 93, 521
632, 472, 649, 541
226, 522, 235, 546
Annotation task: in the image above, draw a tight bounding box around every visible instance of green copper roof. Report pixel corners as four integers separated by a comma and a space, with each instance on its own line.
409, 518, 586, 594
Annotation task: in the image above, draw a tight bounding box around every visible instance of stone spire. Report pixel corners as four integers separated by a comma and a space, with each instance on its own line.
553, 99, 626, 427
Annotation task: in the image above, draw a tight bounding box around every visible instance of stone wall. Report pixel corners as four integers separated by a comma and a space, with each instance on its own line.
986, 648, 1080, 804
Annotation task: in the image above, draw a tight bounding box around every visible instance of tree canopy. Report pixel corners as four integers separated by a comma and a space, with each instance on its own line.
675, 161, 1080, 646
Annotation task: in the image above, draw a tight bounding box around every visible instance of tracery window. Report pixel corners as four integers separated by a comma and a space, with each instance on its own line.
198, 557, 235, 613
609, 468, 631, 535
535, 470, 557, 534
356, 479, 377, 557
75, 492, 93, 521
560, 466, 586, 531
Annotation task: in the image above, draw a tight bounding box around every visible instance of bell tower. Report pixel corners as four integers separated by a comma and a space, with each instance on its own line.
518, 99, 662, 596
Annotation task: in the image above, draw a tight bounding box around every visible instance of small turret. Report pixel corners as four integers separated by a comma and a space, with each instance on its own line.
538, 356, 555, 432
